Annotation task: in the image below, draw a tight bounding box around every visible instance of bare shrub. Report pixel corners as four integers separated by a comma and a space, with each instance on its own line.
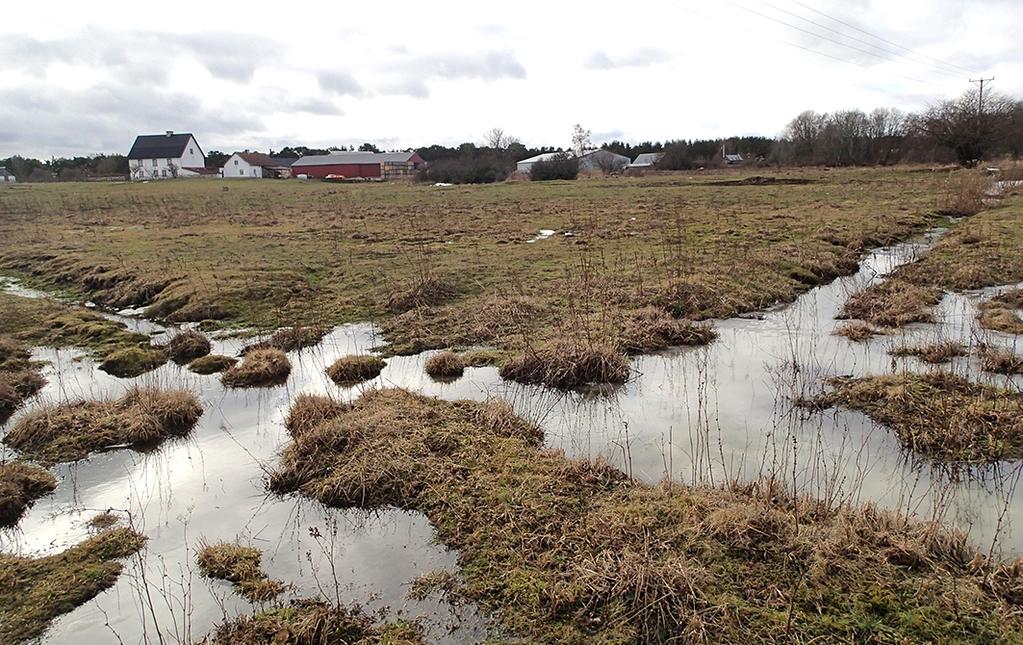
937, 171, 991, 216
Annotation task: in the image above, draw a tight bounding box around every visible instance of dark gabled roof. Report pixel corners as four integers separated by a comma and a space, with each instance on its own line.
127, 133, 199, 160
235, 152, 296, 168
291, 151, 417, 167
0, 167, 13, 178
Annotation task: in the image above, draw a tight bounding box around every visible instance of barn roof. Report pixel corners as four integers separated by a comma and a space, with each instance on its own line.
629, 153, 663, 167
0, 167, 13, 179
235, 152, 296, 168
724, 153, 744, 162
517, 152, 566, 165
291, 151, 418, 167
128, 132, 200, 160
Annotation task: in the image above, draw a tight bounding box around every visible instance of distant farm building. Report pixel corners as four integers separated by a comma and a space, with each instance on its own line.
628, 152, 664, 169
127, 131, 207, 180
516, 149, 631, 175
290, 151, 424, 180
0, 167, 15, 183
222, 152, 296, 179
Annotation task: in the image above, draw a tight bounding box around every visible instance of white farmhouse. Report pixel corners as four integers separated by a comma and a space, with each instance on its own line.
127, 131, 207, 180
0, 167, 15, 183
221, 152, 296, 179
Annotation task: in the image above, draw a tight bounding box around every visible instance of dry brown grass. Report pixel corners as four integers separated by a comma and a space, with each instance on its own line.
284, 393, 349, 438
839, 278, 942, 327
834, 321, 884, 342
241, 326, 328, 355
820, 372, 1023, 461
268, 388, 1023, 643
937, 171, 992, 216
978, 289, 1023, 335
386, 277, 458, 314
619, 306, 716, 354
164, 329, 211, 363
221, 348, 291, 387
889, 340, 968, 364
202, 599, 424, 644
980, 345, 1023, 375
0, 527, 145, 643
424, 350, 465, 379
196, 541, 287, 603
500, 338, 630, 388
3, 386, 203, 464
188, 354, 237, 375
0, 336, 46, 423
325, 354, 386, 386
0, 461, 56, 527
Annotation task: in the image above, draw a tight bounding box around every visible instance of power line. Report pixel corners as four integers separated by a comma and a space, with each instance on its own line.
756, 0, 965, 79
970, 77, 995, 113
787, 0, 982, 76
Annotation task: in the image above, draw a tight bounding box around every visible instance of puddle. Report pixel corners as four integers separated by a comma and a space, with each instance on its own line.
3, 230, 1023, 642
525, 228, 555, 243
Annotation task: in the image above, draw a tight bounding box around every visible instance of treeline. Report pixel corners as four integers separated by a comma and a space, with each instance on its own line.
417, 142, 560, 184
1, 154, 129, 182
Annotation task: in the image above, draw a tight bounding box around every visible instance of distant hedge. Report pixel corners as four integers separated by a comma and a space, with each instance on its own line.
529, 153, 578, 181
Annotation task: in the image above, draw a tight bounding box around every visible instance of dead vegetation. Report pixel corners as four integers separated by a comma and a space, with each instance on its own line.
834, 320, 884, 342
285, 393, 349, 438
978, 289, 1023, 334
839, 278, 942, 327
0, 335, 46, 423
499, 338, 630, 388
326, 355, 386, 386
164, 329, 212, 363
0, 527, 145, 643
424, 351, 465, 379
386, 277, 457, 314
98, 346, 169, 378
196, 541, 288, 603
188, 353, 237, 375
889, 340, 968, 364
980, 345, 1023, 375
221, 348, 291, 387
937, 170, 991, 216
619, 306, 716, 354
3, 386, 203, 464
818, 372, 1023, 462
268, 388, 1023, 643
202, 599, 424, 645
241, 326, 328, 355
0, 461, 57, 527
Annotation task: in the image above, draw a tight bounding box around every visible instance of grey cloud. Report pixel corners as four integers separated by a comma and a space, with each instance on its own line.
378, 78, 431, 99
405, 50, 526, 81
585, 49, 672, 70
318, 70, 364, 96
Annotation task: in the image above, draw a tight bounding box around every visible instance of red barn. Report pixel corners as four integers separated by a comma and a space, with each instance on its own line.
290, 151, 424, 179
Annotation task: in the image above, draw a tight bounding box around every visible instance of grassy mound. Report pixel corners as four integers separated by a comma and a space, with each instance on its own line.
285, 394, 349, 438
839, 278, 942, 328
0, 461, 56, 527
268, 389, 1023, 643
424, 350, 465, 379
222, 348, 291, 388
188, 354, 237, 375
820, 372, 1023, 462
203, 599, 424, 644
889, 340, 968, 364
386, 277, 457, 313
326, 355, 386, 386
834, 321, 883, 342
619, 307, 716, 354
0, 527, 145, 643
0, 336, 46, 423
4, 386, 203, 464
980, 345, 1023, 375
500, 339, 630, 388
241, 326, 328, 355
978, 289, 1023, 335
196, 541, 287, 602
98, 346, 168, 378
165, 329, 212, 363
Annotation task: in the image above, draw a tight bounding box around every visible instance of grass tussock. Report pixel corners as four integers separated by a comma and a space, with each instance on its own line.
980, 345, 1023, 375
4, 386, 203, 464
0, 461, 57, 527
269, 388, 1023, 643
284, 394, 349, 438
196, 541, 287, 603
386, 277, 457, 313
937, 171, 991, 216
326, 355, 386, 386
0, 336, 46, 423
459, 348, 504, 367
87, 511, 120, 530
188, 353, 237, 374
164, 329, 212, 363
820, 372, 1023, 462
889, 340, 968, 364
98, 346, 168, 378
839, 278, 942, 328
242, 326, 328, 355
978, 289, 1023, 335
0, 527, 145, 643
424, 351, 465, 379
619, 306, 716, 354
500, 338, 630, 388
834, 321, 883, 342
202, 599, 424, 645
221, 348, 291, 388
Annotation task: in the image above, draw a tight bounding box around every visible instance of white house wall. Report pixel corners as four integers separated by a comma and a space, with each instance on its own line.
178, 137, 205, 169
223, 154, 262, 178
129, 136, 207, 180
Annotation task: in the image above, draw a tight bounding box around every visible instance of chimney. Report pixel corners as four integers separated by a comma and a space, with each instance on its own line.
166, 130, 174, 137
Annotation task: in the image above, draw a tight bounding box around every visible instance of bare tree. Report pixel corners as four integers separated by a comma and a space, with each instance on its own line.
866, 107, 907, 165
484, 127, 508, 149
167, 161, 180, 179
918, 88, 1016, 167
571, 124, 592, 156
594, 151, 627, 176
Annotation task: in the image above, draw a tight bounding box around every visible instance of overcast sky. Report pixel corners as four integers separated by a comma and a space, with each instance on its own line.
1, 0, 1020, 158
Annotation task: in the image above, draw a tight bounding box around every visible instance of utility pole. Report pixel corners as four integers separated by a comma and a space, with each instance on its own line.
969, 77, 994, 114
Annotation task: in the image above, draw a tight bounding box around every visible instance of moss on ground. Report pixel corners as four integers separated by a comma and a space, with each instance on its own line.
188, 353, 237, 374
0, 335, 46, 423
269, 389, 1023, 643
819, 372, 1023, 462
326, 355, 386, 386
196, 541, 287, 602
3, 386, 203, 464
0, 527, 145, 643
0, 461, 56, 527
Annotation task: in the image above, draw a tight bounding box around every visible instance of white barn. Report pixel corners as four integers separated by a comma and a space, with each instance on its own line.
127, 131, 207, 180
0, 167, 15, 183
221, 152, 296, 179
516, 149, 631, 175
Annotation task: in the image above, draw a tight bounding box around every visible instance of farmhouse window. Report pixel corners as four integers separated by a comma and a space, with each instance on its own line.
161, 170, 167, 177
234, 160, 239, 165
152, 159, 157, 167
239, 170, 244, 176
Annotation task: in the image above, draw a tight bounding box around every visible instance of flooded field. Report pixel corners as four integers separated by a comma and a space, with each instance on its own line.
3, 228, 1023, 643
